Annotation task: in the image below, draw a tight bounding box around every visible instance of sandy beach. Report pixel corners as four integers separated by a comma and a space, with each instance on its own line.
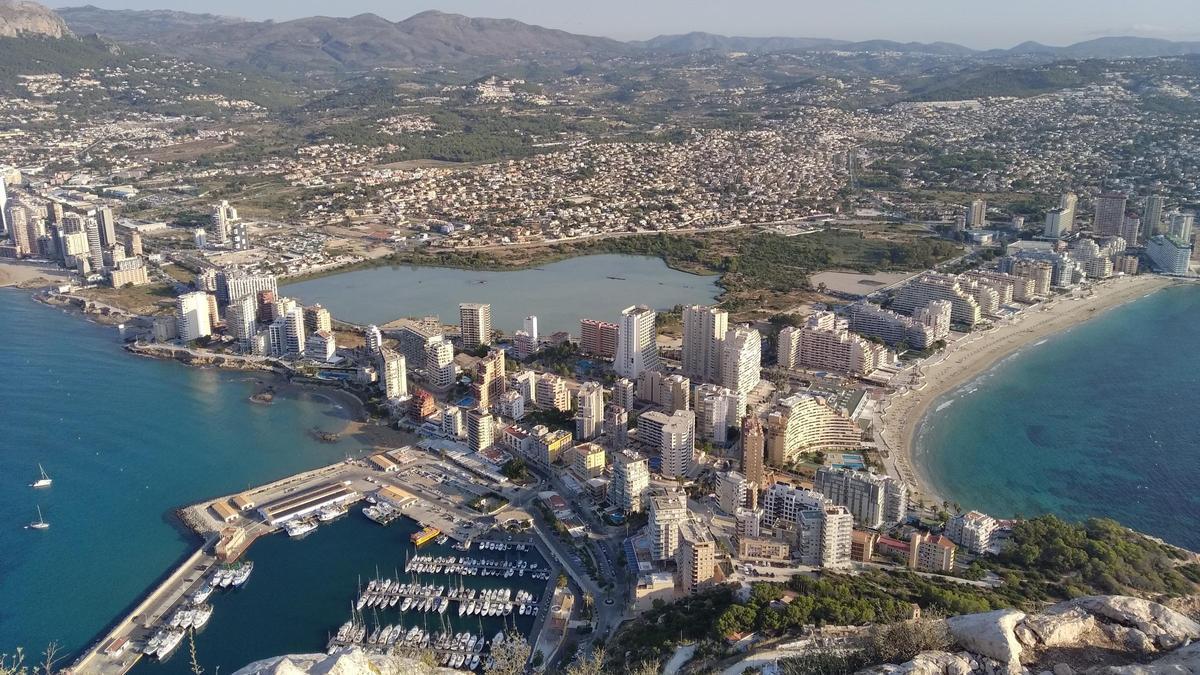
876, 273, 1178, 508
0, 259, 69, 288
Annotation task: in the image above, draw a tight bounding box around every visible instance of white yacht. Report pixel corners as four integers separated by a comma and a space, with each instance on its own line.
30, 464, 52, 489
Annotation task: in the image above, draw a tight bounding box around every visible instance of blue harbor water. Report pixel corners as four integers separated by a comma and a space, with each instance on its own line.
0, 290, 363, 657
918, 283, 1200, 551
137, 516, 548, 675
281, 254, 722, 334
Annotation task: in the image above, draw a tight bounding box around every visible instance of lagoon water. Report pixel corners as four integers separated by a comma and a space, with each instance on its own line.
0, 291, 362, 657
281, 254, 722, 334
918, 284, 1200, 551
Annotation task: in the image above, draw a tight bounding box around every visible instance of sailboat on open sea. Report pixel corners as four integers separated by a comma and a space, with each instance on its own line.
28, 506, 49, 530
30, 464, 52, 489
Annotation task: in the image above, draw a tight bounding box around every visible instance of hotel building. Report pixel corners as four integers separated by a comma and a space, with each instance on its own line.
764, 395, 862, 465
891, 272, 982, 326
778, 311, 889, 376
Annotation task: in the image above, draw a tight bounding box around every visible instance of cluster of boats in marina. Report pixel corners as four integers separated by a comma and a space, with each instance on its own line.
285, 504, 349, 537
328, 623, 507, 671
362, 501, 403, 525
404, 553, 550, 580
354, 579, 541, 617
139, 560, 253, 661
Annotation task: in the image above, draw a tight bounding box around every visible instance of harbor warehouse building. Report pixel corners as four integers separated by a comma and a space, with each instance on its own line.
257, 481, 359, 526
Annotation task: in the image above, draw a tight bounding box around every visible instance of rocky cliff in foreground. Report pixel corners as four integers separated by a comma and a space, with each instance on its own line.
232, 649, 459, 675
0, 0, 70, 37
860, 595, 1200, 675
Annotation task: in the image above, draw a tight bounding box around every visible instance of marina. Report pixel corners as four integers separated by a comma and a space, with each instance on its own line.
67, 445, 558, 675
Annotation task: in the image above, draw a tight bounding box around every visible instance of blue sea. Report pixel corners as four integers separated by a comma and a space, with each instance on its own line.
0, 289, 545, 671
0, 290, 360, 657
918, 283, 1200, 551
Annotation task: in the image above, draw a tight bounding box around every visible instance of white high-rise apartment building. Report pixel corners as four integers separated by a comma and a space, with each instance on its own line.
574, 381, 604, 441
764, 394, 863, 466
637, 409, 696, 479
762, 482, 828, 526
694, 384, 743, 445
611, 450, 650, 513
282, 307, 306, 355
676, 521, 715, 594
84, 217, 104, 272
225, 294, 257, 349
720, 325, 761, 398
648, 492, 688, 560
947, 510, 998, 554
779, 311, 889, 376
612, 378, 635, 411
965, 199, 987, 227
458, 303, 492, 350
891, 273, 982, 327
212, 200, 237, 244
523, 315, 538, 343
365, 325, 383, 354
1167, 210, 1195, 242
176, 292, 214, 342
1093, 193, 1127, 237
681, 304, 727, 383
797, 505, 853, 568
814, 466, 908, 529
424, 336, 457, 389
715, 471, 748, 515
848, 301, 950, 351
616, 305, 659, 379
224, 271, 278, 305
381, 349, 408, 401
1146, 235, 1192, 275
1143, 195, 1165, 241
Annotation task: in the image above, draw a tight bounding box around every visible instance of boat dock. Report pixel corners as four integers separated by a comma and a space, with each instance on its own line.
68, 446, 553, 675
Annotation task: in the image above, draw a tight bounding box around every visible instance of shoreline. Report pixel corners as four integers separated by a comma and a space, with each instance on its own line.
876, 273, 1178, 509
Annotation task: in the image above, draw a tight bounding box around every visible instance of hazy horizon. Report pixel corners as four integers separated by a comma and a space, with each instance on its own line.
51, 0, 1200, 50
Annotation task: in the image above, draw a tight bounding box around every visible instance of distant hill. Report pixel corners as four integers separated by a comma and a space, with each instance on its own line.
0, 0, 70, 38
56, 5, 242, 42
43, 4, 1200, 74
58, 7, 626, 73
634, 32, 847, 54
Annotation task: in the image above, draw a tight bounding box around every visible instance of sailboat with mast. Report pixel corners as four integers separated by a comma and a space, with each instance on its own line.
30, 464, 52, 489
28, 506, 49, 530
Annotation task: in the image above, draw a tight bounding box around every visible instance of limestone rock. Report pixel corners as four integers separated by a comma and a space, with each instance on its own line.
1089, 640, 1200, 673
947, 609, 1027, 667
1102, 623, 1158, 654
0, 0, 71, 37
1024, 607, 1096, 647
856, 651, 975, 674
233, 648, 456, 675
1071, 596, 1200, 650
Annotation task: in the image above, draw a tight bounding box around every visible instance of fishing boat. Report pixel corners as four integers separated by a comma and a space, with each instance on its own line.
28, 506, 49, 530
231, 560, 254, 586
192, 605, 213, 631
30, 464, 52, 489
191, 582, 214, 604
286, 519, 318, 538
155, 629, 185, 660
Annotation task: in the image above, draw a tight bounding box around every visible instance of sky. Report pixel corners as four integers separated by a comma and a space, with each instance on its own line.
52, 0, 1200, 49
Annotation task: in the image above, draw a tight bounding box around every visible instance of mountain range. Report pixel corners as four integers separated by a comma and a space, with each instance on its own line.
6, 3, 1200, 74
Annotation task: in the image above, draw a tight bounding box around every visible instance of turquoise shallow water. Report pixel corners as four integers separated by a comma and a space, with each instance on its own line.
918, 283, 1200, 550
0, 290, 361, 657
281, 254, 722, 334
